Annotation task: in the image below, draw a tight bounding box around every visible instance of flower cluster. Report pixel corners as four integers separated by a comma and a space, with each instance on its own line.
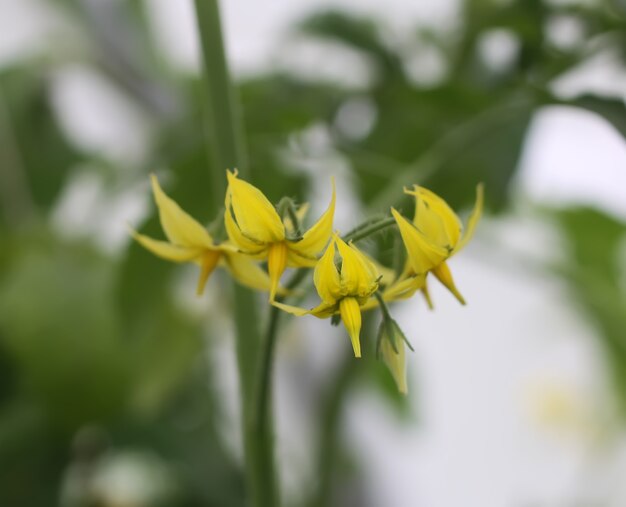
131, 171, 483, 393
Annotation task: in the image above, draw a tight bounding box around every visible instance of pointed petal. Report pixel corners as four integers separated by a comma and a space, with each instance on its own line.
290, 177, 335, 258
382, 273, 426, 301
432, 261, 466, 305
339, 297, 362, 358
313, 240, 342, 303
363, 253, 396, 286
151, 175, 214, 249
267, 242, 288, 301
225, 252, 285, 294
391, 208, 448, 274
407, 185, 461, 248
130, 229, 203, 262
421, 281, 434, 310
309, 301, 339, 318
224, 194, 268, 254
380, 333, 407, 394
455, 183, 484, 253
335, 236, 379, 298
286, 248, 318, 268
272, 300, 311, 316
196, 251, 221, 295
272, 300, 336, 318
226, 170, 284, 243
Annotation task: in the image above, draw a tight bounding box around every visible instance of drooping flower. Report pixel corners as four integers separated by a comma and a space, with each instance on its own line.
390, 184, 483, 304
273, 234, 379, 358
224, 170, 335, 300
130, 175, 279, 295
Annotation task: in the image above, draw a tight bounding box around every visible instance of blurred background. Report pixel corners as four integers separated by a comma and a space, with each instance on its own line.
1, 0, 626, 506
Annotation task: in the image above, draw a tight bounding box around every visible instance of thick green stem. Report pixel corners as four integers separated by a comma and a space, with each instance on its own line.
192, 2, 275, 506
250, 268, 311, 507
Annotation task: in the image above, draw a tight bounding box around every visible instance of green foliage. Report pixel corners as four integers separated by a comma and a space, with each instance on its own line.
553, 208, 626, 412
0, 66, 82, 216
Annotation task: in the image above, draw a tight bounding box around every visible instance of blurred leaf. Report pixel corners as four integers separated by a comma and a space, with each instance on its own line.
128, 304, 202, 416
0, 66, 82, 214
299, 11, 403, 79
560, 94, 626, 141
343, 84, 535, 212
553, 207, 626, 411
0, 232, 128, 425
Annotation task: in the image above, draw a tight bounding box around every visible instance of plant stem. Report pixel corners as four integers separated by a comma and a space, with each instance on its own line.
193, 0, 247, 207
342, 216, 396, 243
192, 3, 274, 506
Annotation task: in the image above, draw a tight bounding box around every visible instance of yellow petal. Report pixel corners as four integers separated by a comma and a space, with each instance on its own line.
421, 281, 434, 310
267, 242, 288, 301
339, 297, 362, 358
407, 186, 461, 249
455, 183, 484, 253
382, 273, 426, 301
289, 177, 335, 258
335, 236, 379, 298
380, 331, 407, 395
391, 208, 448, 274
364, 253, 396, 287
226, 170, 285, 244
272, 300, 336, 318
313, 240, 342, 303
196, 250, 221, 295
286, 248, 318, 268
224, 193, 267, 254
130, 229, 203, 262
432, 261, 466, 305
150, 175, 214, 249
309, 301, 339, 318
224, 251, 284, 294
271, 300, 310, 317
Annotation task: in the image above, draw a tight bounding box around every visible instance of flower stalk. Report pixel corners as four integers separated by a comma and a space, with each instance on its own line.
342, 216, 396, 243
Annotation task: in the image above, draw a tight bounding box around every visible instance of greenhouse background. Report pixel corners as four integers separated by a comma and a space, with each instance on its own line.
1, 0, 626, 506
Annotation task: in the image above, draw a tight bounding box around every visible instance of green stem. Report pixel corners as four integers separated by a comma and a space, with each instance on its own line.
193, 0, 248, 207
252, 268, 311, 506
342, 216, 396, 243
192, 3, 274, 507
373, 291, 392, 320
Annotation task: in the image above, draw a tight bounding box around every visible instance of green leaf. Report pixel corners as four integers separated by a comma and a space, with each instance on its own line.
0, 232, 128, 425
560, 94, 626, 141
0, 66, 82, 214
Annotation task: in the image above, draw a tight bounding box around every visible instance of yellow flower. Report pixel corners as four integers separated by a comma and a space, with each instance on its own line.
273, 234, 379, 358
390, 184, 483, 304
225, 170, 335, 300
130, 175, 280, 295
